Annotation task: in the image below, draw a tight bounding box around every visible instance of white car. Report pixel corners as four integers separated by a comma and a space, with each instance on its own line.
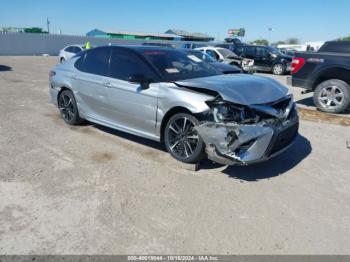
59, 45, 86, 63
195, 46, 255, 73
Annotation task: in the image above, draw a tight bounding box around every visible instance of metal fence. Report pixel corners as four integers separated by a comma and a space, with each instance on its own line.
0, 32, 213, 56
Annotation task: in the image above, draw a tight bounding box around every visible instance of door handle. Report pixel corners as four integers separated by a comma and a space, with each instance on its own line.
70, 74, 77, 79
103, 82, 113, 88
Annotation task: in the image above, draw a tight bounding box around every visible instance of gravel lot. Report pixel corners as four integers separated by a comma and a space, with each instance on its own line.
0, 56, 350, 255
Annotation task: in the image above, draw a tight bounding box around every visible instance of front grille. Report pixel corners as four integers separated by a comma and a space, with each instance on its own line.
269, 122, 299, 156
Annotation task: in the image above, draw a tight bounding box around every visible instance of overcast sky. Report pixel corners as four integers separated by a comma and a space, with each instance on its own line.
1, 0, 349, 43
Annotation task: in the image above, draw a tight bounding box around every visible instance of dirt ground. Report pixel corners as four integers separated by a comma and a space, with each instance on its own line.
0, 56, 350, 255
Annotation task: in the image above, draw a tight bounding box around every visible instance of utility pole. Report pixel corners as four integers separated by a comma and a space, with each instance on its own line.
268, 27, 273, 45
46, 18, 50, 34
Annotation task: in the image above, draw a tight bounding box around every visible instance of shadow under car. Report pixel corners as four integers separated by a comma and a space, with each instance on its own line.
200, 134, 311, 181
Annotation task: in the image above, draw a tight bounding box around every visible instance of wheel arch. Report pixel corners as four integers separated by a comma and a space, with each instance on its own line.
312, 67, 350, 90
57, 86, 73, 105
160, 106, 192, 142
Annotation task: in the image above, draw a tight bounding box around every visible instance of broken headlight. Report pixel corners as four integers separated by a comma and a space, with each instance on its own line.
206, 100, 259, 124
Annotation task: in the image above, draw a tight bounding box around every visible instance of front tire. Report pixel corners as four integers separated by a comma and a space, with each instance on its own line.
60, 57, 65, 63
314, 79, 350, 113
164, 113, 205, 164
58, 90, 83, 125
272, 63, 285, 75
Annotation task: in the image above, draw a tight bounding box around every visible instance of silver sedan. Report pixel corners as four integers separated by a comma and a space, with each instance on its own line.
49, 46, 299, 165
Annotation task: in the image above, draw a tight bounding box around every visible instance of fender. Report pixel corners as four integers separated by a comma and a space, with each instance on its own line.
310, 64, 350, 89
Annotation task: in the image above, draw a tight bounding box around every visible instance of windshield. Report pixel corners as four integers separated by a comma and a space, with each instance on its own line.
142, 49, 222, 81
267, 46, 283, 56
217, 48, 238, 58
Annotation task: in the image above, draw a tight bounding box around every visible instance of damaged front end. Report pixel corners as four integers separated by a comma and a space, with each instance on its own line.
196, 95, 299, 165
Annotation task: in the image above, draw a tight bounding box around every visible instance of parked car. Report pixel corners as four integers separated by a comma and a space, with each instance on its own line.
184, 49, 242, 74
215, 43, 245, 56
195, 46, 255, 73
49, 46, 299, 166
290, 41, 350, 113
240, 45, 293, 75
59, 45, 86, 63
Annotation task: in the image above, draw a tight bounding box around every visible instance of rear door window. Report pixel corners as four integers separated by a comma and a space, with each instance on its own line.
256, 47, 269, 57
74, 47, 111, 76
244, 46, 256, 57
74, 52, 86, 70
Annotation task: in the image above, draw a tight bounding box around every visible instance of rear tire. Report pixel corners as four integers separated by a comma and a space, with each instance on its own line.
58, 90, 83, 125
314, 79, 350, 113
60, 57, 65, 63
164, 113, 205, 164
272, 63, 285, 75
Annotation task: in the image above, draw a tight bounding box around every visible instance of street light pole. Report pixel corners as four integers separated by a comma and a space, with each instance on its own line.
268, 27, 273, 45
46, 18, 50, 34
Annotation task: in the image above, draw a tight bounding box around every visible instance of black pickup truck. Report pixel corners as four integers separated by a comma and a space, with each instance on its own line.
290, 41, 350, 113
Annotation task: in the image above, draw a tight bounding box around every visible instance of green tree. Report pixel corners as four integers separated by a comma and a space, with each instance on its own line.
274, 40, 286, 45
252, 39, 269, 46
286, 38, 300, 44
24, 27, 48, 34
339, 36, 350, 41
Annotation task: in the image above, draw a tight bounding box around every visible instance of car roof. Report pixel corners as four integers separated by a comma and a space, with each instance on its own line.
84, 45, 188, 55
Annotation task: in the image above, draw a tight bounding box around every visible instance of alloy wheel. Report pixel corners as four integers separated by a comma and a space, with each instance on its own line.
318, 85, 344, 109
167, 116, 200, 159
273, 64, 284, 75
58, 93, 75, 122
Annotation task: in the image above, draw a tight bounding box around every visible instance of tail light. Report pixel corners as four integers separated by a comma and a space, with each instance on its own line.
291, 57, 305, 74
49, 70, 56, 78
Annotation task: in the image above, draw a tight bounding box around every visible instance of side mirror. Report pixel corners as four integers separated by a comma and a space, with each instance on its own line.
128, 74, 150, 89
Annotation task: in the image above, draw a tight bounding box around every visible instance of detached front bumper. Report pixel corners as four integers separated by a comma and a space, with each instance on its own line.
195, 114, 299, 166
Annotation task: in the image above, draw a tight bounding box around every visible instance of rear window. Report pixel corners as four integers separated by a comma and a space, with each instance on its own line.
318, 42, 350, 53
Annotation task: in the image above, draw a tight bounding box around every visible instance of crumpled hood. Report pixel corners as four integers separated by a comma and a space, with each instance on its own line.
210, 62, 241, 73
175, 74, 288, 105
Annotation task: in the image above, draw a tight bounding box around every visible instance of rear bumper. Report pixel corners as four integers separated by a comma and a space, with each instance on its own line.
289, 77, 313, 91
49, 84, 59, 106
